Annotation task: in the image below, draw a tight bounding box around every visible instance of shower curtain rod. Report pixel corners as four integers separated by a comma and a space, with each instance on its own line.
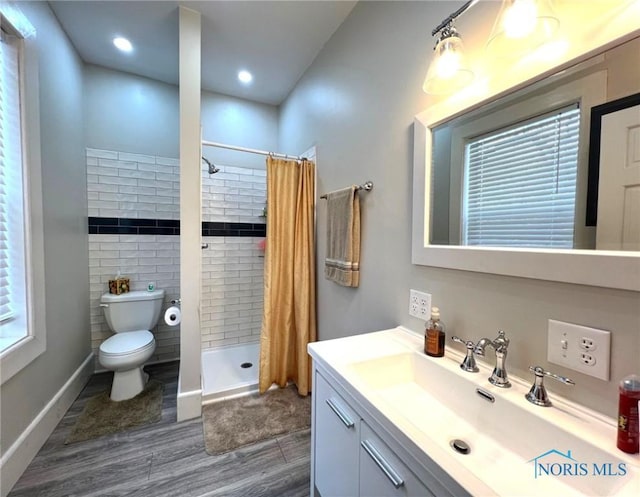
201, 140, 305, 161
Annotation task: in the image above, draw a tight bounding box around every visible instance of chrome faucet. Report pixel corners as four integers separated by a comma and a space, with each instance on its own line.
474, 330, 511, 388
525, 366, 575, 407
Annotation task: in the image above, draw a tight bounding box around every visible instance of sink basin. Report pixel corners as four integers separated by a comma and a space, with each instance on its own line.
312, 328, 639, 497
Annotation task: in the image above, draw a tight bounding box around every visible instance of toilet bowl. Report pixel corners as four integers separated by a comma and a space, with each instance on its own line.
98, 289, 165, 401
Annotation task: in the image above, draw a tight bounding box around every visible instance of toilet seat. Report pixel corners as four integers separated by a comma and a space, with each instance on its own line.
99, 330, 154, 358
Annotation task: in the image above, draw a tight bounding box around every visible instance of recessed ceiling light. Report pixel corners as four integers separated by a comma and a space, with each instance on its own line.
113, 37, 133, 53
238, 70, 253, 84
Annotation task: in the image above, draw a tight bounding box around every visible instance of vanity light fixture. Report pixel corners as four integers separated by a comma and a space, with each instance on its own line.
422, 24, 474, 95
113, 36, 133, 53
486, 0, 560, 58
422, 0, 478, 95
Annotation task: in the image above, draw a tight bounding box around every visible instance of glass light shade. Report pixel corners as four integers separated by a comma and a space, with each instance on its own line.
486, 0, 560, 58
423, 34, 475, 95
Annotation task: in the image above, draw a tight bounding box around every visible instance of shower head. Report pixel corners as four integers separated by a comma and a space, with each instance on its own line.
202, 156, 220, 174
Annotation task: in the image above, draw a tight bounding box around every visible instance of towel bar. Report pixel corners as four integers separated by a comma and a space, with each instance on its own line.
320, 181, 373, 199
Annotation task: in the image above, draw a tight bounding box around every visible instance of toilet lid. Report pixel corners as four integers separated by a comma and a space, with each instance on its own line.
100, 330, 154, 355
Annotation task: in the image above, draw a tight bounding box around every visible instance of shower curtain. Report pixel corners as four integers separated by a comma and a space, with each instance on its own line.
259, 156, 316, 396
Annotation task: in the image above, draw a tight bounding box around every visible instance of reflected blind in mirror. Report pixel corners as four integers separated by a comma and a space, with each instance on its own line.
462, 105, 580, 248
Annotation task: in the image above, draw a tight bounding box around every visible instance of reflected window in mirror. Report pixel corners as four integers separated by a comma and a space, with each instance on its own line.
461, 105, 580, 248
430, 68, 607, 250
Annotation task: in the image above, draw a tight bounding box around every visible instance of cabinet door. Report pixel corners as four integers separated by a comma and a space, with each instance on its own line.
314, 371, 360, 497
359, 423, 434, 497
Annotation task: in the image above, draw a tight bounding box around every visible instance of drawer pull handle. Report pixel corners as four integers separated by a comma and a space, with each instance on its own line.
361, 440, 405, 489
325, 398, 355, 428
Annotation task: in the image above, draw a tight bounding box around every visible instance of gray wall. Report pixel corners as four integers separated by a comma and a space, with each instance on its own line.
201, 91, 278, 169
84, 65, 180, 158
1, 1, 90, 450
84, 65, 279, 163
279, 1, 640, 418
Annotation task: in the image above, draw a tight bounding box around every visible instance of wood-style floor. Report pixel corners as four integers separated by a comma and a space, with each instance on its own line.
9, 361, 311, 497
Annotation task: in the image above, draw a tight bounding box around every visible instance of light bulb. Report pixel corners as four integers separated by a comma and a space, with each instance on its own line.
502, 0, 538, 39
113, 37, 133, 53
486, 0, 560, 59
238, 70, 253, 84
423, 30, 474, 95
436, 46, 461, 80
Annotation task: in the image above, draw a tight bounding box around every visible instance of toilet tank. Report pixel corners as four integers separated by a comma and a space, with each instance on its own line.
100, 289, 165, 333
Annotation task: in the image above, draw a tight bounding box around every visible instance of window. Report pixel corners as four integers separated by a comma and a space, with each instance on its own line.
462, 105, 581, 248
0, 19, 28, 350
0, 6, 46, 383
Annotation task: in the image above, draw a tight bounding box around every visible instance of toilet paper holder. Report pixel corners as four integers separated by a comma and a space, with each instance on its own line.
170, 298, 181, 305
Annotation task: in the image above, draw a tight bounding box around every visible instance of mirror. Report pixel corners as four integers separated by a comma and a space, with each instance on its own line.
412, 34, 640, 291
429, 39, 638, 251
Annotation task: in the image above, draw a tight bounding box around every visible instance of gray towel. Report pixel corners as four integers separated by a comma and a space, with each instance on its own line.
325, 186, 360, 287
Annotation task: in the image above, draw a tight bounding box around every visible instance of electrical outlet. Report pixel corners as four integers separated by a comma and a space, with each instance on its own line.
410, 302, 419, 316
547, 319, 611, 380
580, 353, 596, 366
580, 337, 596, 351
409, 290, 432, 320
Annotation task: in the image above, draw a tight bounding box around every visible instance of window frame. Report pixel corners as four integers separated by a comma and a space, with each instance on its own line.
0, 6, 47, 384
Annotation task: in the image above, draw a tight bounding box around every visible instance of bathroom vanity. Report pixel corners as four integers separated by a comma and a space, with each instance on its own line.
308, 327, 639, 497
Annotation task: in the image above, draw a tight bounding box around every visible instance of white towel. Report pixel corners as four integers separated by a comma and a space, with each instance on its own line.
324, 186, 360, 287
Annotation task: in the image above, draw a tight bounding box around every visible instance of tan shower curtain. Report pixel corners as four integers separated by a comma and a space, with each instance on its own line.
259, 157, 316, 396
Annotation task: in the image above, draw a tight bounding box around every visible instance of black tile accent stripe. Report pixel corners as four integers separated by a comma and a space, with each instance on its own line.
87, 217, 266, 237
202, 221, 266, 237
88, 217, 179, 235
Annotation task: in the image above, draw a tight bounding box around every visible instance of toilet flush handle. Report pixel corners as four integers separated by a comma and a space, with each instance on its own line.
100, 303, 109, 308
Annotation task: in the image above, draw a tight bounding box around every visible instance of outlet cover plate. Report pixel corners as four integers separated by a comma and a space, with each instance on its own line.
547, 319, 611, 380
409, 290, 431, 320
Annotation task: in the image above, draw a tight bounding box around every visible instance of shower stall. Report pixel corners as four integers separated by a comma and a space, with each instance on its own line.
199, 141, 313, 403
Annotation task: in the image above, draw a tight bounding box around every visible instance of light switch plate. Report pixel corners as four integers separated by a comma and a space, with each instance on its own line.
409, 290, 431, 320
547, 319, 611, 380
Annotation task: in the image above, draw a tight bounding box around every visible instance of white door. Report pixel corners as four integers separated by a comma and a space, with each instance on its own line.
596, 104, 640, 250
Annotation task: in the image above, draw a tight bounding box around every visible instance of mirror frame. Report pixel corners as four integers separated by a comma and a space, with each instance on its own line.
412, 31, 640, 292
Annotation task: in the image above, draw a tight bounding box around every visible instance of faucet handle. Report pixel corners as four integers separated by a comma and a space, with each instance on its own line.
529, 366, 575, 386
451, 336, 479, 373
525, 366, 575, 407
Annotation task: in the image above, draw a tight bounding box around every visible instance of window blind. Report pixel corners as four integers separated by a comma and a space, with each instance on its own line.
462, 105, 580, 248
0, 31, 22, 322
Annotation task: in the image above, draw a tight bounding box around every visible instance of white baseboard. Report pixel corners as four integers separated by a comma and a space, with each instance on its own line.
177, 386, 202, 422
0, 352, 94, 497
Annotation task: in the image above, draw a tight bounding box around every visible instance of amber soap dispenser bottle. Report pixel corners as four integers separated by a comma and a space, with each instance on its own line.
424, 307, 445, 357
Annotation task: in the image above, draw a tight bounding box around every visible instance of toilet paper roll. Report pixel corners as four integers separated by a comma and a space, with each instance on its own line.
164, 306, 181, 326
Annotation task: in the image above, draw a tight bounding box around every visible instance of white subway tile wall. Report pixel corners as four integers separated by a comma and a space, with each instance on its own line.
201, 164, 267, 222
86, 149, 266, 368
87, 148, 180, 219
201, 163, 266, 349
201, 236, 265, 349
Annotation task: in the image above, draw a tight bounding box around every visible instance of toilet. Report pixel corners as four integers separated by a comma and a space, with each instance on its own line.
99, 289, 165, 401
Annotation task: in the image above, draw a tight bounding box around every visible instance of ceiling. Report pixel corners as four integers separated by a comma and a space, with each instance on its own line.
49, 1, 358, 106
